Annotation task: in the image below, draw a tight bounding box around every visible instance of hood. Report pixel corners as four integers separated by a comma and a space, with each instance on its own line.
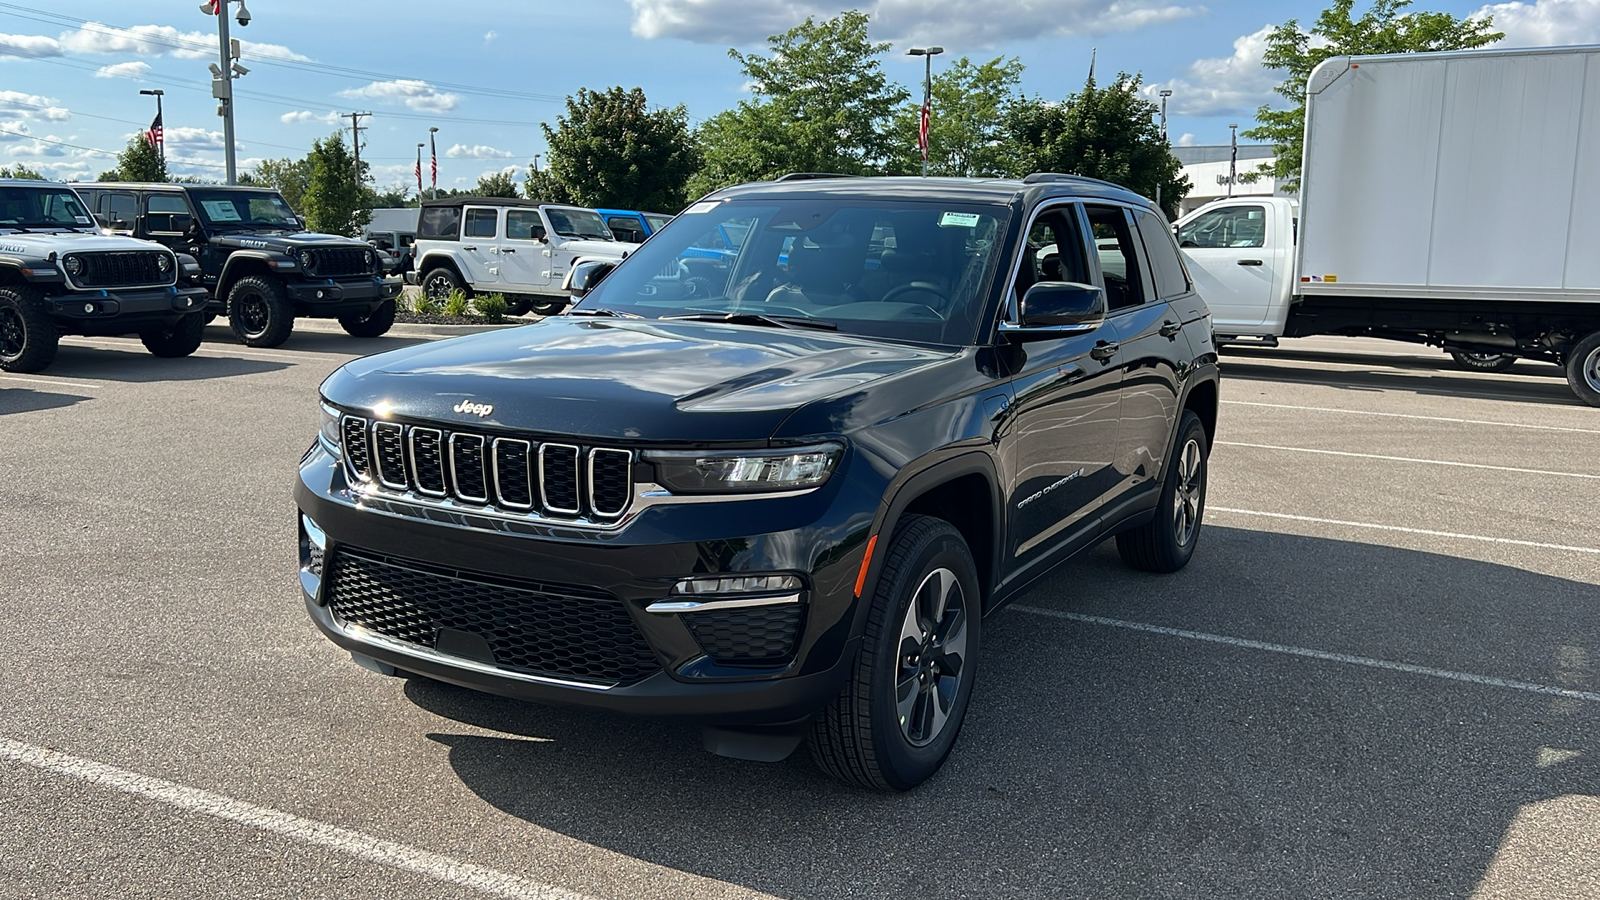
321, 316, 953, 444
0, 230, 171, 257
561, 238, 640, 259
210, 231, 370, 253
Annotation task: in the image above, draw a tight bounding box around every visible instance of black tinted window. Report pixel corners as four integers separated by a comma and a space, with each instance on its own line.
418, 206, 460, 240
1084, 205, 1148, 310
1135, 210, 1190, 300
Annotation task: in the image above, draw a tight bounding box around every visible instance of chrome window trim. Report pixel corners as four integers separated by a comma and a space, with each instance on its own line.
538, 443, 582, 515
586, 448, 633, 520
372, 421, 409, 491
407, 427, 448, 497
339, 415, 371, 484
645, 592, 802, 614
491, 437, 536, 510
448, 432, 489, 503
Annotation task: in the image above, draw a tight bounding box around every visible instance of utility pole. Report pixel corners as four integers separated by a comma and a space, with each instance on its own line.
1228, 123, 1238, 199
344, 111, 371, 183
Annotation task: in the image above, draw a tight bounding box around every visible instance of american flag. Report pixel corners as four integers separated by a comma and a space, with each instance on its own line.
918, 101, 930, 161
146, 112, 163, 148
415, 156, 422, 193
200, 0, 220, 14
430, 148, 437, 189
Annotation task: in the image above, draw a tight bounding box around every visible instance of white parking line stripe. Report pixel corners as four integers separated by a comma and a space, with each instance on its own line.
1221, 400, 1600, 435
1012, 606, 1600, 704
1209, 507, 1600, 555
0, 374, 102, 389
0, 738, 596, 900
1215, 441, 1600, 480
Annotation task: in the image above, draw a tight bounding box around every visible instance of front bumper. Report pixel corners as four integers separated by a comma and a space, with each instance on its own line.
47, 284, 209, 323
285, 276, 403, 315
295, 442, 876, 725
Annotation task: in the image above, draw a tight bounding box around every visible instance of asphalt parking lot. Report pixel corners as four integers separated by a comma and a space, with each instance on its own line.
2, 326, 1597, 900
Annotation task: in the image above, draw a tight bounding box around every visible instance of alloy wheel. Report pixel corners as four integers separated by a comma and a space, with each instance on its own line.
237, 293, 269, 337
1172, 437, 1204, 546
895, 566, 969, 747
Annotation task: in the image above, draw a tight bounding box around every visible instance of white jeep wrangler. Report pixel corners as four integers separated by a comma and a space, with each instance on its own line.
413, 197, 638, 316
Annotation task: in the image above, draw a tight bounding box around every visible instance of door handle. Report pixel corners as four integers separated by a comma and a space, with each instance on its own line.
500, 247, 516, 253
1159, 320, 1182, 338
1237, 258, 1264, 266
462, 246, 477, 251
1089, 340, 1120, 362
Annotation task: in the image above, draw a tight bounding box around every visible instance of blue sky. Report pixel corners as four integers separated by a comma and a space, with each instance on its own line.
4, 0, 1599, 190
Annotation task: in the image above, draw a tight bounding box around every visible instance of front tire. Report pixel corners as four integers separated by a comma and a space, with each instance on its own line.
338, 300, 396, 338
809, 515, 981, 791
227, 275, 295, 348
1117, 410, 1209, 573
1565, 331, 1600, 408
0, 284, 58, 373
1449, 350, 1517, 373
139, 312, 206, 358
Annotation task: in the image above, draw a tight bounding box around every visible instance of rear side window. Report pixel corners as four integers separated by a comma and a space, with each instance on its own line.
1135, 210, 1191, 300
464, 208, 498, 239
418, 206, 461, 240
606, 215, 645, 243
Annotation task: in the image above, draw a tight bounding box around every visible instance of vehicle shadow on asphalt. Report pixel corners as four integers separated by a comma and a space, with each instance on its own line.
198, 328, 432, 357
401, 526, 1600, 899
0, 387, 92, 415
42, 345, 290, 382
1219, 359, 1581, 406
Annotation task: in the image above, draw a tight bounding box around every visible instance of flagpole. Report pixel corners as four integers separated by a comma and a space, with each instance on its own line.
139, 89, 164, 165
416, 143, 424, 199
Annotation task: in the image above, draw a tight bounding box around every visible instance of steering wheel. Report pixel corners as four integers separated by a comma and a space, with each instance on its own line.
881, 282, 949, 308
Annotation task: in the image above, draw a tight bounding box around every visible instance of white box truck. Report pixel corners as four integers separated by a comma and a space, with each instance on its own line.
1175, 44, 1600, 406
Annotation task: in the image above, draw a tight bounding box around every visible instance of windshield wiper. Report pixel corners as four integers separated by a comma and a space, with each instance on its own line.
567, 307, 642, 319
664, 312, 837, 331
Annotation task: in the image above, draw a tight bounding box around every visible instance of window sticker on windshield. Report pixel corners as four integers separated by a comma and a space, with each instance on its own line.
201, 200, 242, 222
74, 216, 91, 225
939, 212, 980, 228
684, 201, 720, 215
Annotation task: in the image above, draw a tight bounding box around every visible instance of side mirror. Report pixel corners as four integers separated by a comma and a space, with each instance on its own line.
296, 216, 307, 231
1010, 282, 1106, 334
92, 213, 111, 229
566, 259, 616, 298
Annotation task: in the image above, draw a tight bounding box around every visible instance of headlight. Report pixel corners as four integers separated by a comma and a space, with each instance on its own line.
156, 254, 172, 273
318, 401, 342, 454
63, 255, 82, 276
299, 249, 316, 269
364, 250, 375, 267
645, 443, 842, 494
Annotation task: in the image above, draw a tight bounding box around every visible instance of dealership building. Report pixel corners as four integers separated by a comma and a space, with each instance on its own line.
1172, 144, 1295, 216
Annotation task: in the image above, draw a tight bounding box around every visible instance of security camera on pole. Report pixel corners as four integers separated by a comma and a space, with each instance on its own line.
200, 0, 252, 185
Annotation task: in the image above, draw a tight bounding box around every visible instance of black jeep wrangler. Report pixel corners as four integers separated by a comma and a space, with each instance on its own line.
74, 183, 401, 348
297, 174, 1220, 790
1, 179, 210, 373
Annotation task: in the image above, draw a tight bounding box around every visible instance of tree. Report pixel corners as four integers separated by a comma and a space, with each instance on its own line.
535, 87, 700, 211
0, 164, 44, 180
887, 56, 1024, 177
1245, 0, 1502, 188
300, 132, 370, 236
691, 11, 909, 195
473, 169, 522, 198
523, 166, 572, 204
1004, 73, 1190, 219
248, 157, 312, 210
98, 134, 167, 182
370, 182, 416, 208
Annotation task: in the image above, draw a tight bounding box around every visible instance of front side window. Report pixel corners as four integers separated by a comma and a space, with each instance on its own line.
145, 194, 193, 235
575, 198, 1012, 347
187, 190, 298, 229
1011, 206, 1091, 310
0, 186, 94, 228
1177, 205, 1266, 249
505, 209, 544, 241
463, 208, 499, 239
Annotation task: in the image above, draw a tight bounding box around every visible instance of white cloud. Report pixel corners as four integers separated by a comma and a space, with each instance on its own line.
338, 79, 460, 113
0, 32, 62, 58
56, 23, 308, 62
94, 60, 151, 79
484, 30, 499, 43
628, 0, 1203, 46
446, 143, 513, 159
280, 110, 343, 125
164, 126, 228, 153
0, 91, 70, 122
1143, 24, 1280, 117
1476, 0, 1600, 46
1176, 132, 1197, 146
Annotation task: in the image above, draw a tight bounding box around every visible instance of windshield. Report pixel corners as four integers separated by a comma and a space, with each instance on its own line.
546, 208, 613, 240
0, 186, 92, 230
187, 189, 299, 229
572, 198, 1012, 347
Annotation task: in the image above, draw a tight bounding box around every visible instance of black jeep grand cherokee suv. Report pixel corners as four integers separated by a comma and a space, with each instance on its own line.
297, 174, 1219, 790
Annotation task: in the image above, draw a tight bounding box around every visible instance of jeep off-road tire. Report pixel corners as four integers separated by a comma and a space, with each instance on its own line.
1449, 350, 1517, 373
227, 275, 295, 348
1117, 410, 1208, 574
421, 267, 470, 302
504, 296, 534, 316
809, 515, 981, 791
138, 312, 206, 358
0, 284, 59, 373
1565, 331, 1600, 408
338, 300, 396, 338
529, 297, 566, 316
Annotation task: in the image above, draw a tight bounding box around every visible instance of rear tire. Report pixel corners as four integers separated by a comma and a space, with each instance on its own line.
504, 296, 533, 316
808, 515, 981, 791
139, 312, 206, 358
1565, 331, 1600, 408
338, 300, 396, 338
226, 275, 295, 348
529, 297, 566, 316
0, 284, 58, 373
1449, 350, 1517, 373
1116, 410, 1208, 574
420, 267, 469, 302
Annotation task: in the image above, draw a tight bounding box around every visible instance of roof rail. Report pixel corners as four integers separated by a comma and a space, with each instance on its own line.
774, 172, 866, 182
1020, 172, 1079, 184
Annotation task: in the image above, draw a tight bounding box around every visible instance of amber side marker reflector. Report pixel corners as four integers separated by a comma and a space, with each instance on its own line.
854, 534, 879, 597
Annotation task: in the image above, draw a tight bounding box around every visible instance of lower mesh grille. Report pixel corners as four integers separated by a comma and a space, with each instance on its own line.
326, 549, 660, 685
683, 605, 803, 665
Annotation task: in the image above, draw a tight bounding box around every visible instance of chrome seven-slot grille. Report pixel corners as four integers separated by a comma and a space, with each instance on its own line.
340, 414, 633, 522
73, 251, 173, 288
304, 247, 371, 278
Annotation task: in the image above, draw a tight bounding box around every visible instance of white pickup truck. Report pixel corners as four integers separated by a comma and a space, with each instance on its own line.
1177, 44, 1600, 407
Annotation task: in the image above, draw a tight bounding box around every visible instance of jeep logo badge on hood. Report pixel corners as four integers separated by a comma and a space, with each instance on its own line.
453, 400, 493, 418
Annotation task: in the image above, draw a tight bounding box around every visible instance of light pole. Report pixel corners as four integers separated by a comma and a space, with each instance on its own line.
139, 89, 164, 166
200, 0, 252, 184
1228, 123, 1238, 199
428, 126, 439, 198
1156, 89, 1172, 212
906, 46, 943, 177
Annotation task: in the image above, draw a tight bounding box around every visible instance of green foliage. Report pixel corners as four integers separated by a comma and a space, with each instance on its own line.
0, 164, 45, 180
301, 132, 372, 236
473, 169, 522, 198
887, 56, 1025, 177
1004, 73, 1189, 219
98, 134, 168, 183
413, 294, 441, 316
690, 11, 909, 195
474, 292, 508, 322
371, 183, 417, 208
443, 289, 470, 318
1245, 0, 1502, 188
247, 157, 312, 209
536, 86, 700, 211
